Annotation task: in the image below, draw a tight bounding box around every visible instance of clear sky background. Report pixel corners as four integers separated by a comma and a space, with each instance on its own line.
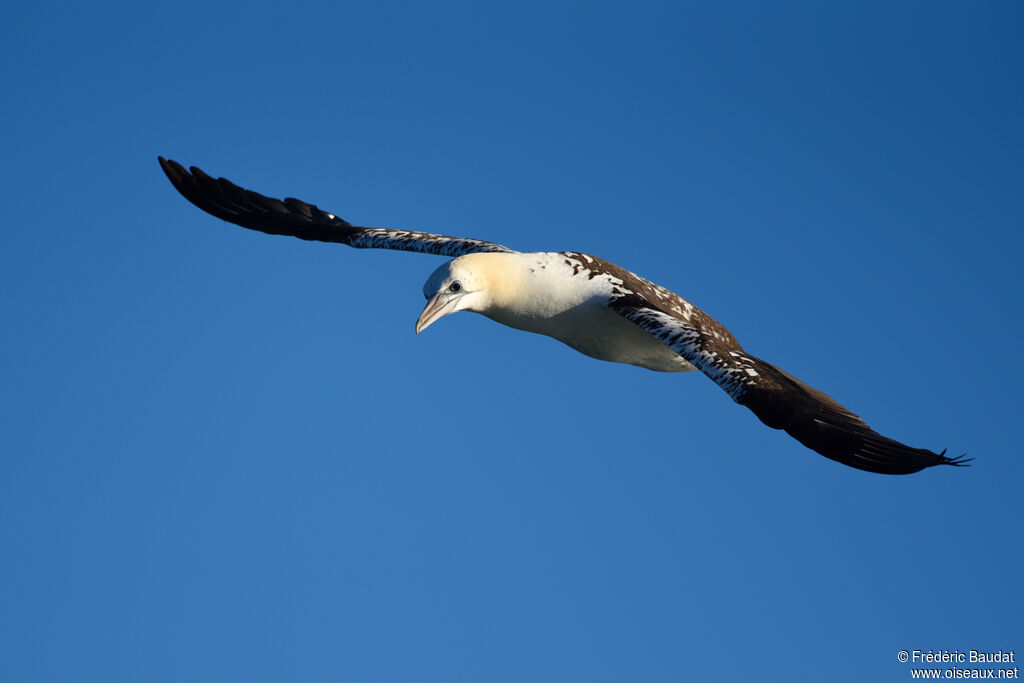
2, 2, 1021, 681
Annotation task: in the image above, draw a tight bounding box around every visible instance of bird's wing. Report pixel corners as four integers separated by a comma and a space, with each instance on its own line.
609, 294, 968, 474
158, 158, 517, 257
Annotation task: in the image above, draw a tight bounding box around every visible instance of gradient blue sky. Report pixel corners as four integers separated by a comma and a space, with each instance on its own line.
2, 2, 1021, 681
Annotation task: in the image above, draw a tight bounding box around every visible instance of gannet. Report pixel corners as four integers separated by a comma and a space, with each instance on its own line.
158, 157, 968, 475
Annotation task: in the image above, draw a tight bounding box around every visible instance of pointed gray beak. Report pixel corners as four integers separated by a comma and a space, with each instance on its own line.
415, 293, 458, 334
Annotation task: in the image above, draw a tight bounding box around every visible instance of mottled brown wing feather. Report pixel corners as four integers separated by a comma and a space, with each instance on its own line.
610, 296, 968, 474
158, 157, 515, 257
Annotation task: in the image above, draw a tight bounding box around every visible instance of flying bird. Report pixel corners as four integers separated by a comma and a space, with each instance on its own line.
158, 157, 968, 475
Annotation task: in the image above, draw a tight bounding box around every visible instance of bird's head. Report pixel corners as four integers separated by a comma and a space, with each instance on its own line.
416, 253, 523, 334
416, 255, 492, 334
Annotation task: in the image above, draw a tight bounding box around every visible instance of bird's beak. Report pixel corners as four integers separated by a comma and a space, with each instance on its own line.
415, 293, 458, 334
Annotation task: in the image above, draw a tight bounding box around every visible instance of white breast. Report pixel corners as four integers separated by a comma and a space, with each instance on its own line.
479, 253, 696, 373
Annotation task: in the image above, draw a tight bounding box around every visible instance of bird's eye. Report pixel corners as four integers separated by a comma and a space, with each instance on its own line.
449, 281, 462, 293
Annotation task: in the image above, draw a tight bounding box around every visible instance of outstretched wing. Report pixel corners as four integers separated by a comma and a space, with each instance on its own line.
609, 295, 968, 474
158, 158, 516, 258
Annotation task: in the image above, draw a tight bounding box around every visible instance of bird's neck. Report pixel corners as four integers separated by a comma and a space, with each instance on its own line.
474, 253, 531, 315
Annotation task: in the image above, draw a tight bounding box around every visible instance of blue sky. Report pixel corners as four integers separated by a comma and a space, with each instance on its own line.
2, 2, 1021, 681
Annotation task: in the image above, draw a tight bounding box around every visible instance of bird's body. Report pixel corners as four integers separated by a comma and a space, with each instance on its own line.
158, 157, 969, 475
445, 252, 695, 372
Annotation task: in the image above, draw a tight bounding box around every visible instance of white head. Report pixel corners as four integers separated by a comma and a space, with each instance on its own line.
415, 253, 521, 334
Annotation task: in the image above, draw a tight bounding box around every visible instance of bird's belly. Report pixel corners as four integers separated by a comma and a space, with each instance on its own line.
485, 302, 696, 373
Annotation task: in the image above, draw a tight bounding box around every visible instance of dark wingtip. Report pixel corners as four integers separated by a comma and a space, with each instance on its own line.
157, 156, 361, 242
937, 449, 972, 468
157, 157, 188, 186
